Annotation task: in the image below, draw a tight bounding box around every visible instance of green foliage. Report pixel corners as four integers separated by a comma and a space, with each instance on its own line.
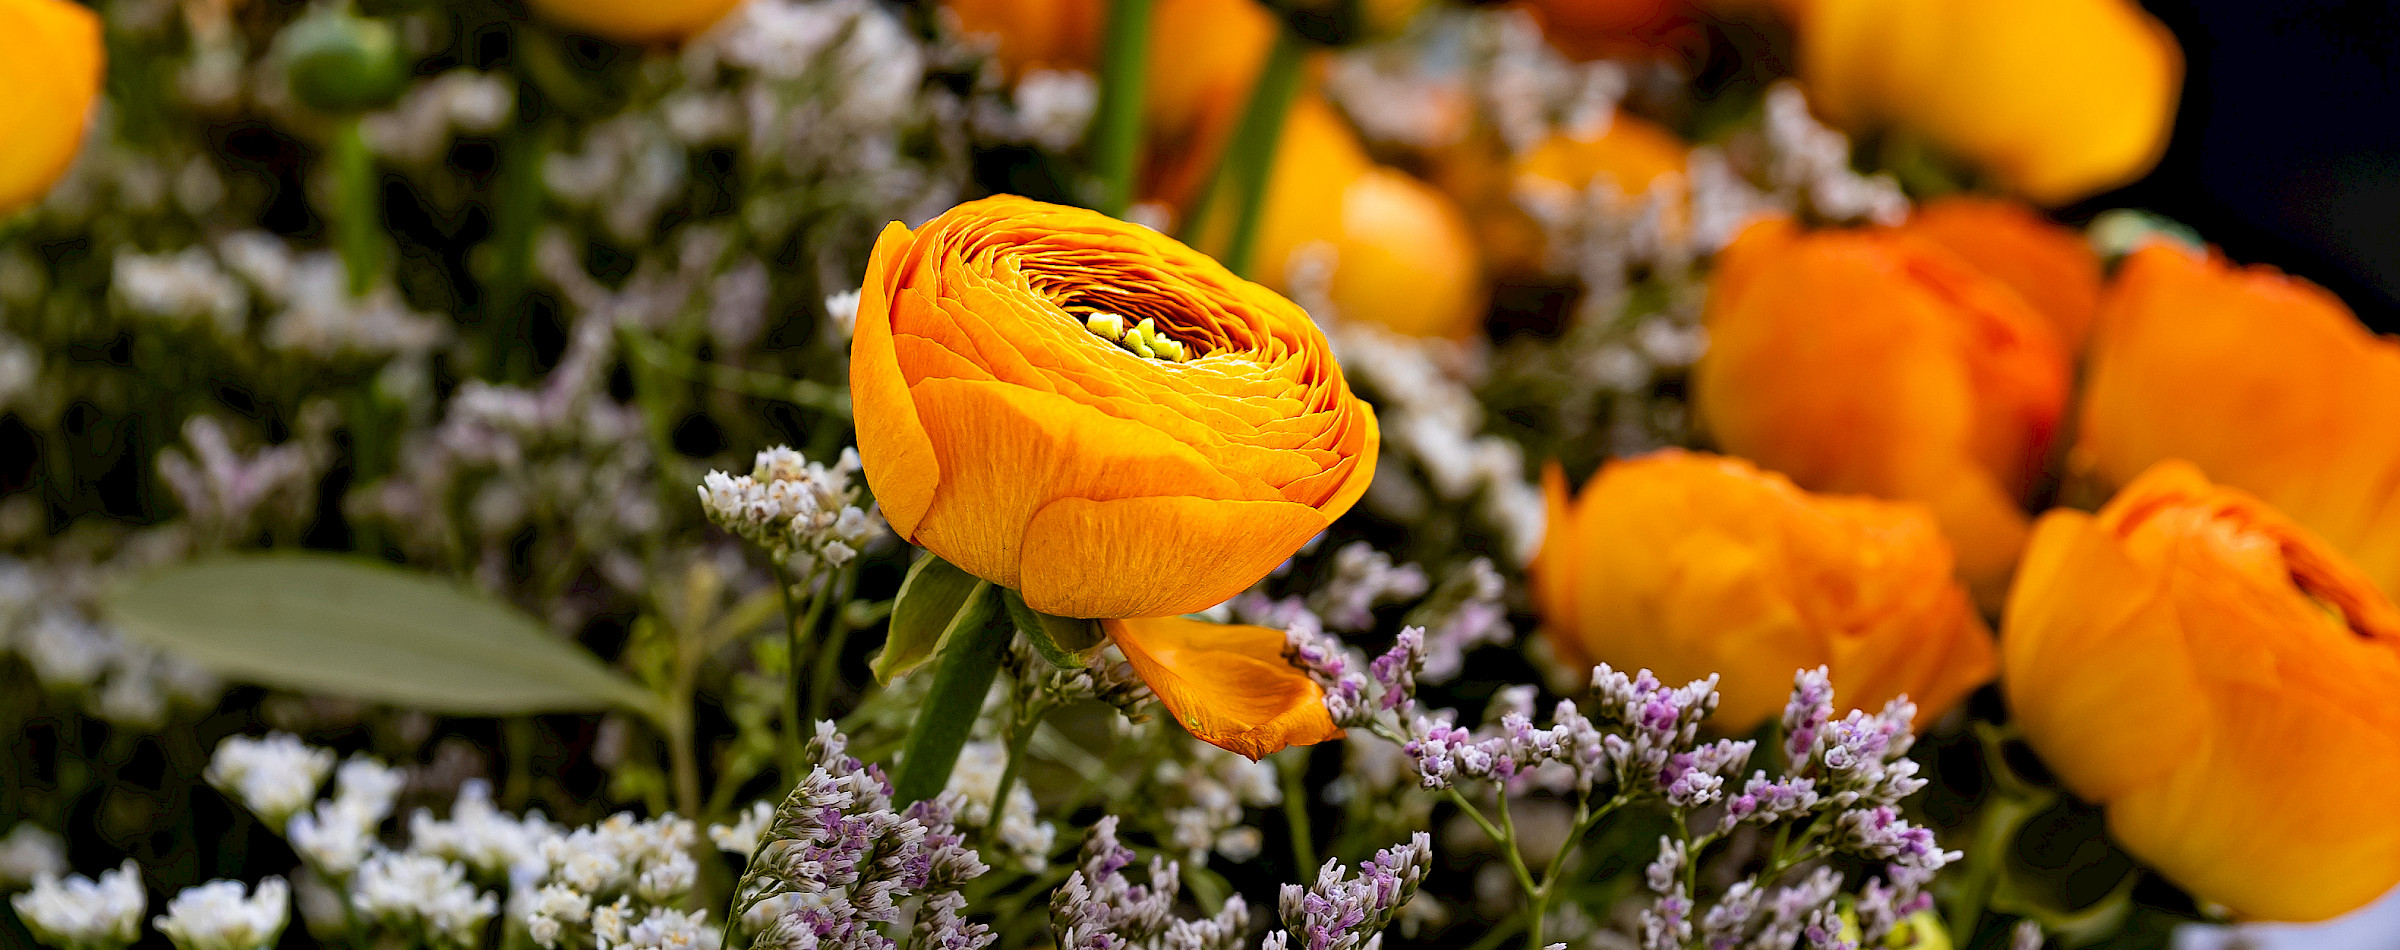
104, 553, 661, 719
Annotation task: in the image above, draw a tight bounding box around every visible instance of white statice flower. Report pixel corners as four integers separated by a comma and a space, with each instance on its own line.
17, 609, 115, 690
706, 802, 771, 859
526, 812, 700, 904
822, 289, 862, 341
697, 446, 880, 581
619, 906, 718, 950
111, 247, 248, 339
944, 742, 1056, 872
521, 884, 591, 950
351, 852, 496, 948
0, 823, 68, 888
11, 860, 145, 950
1308, 542, 1430, 633
409, 780, 557, 881
206, 734, 334, 829
1154, 742, 1282, 863
153, 878, 289, 950
972, 69, 1097, 153
287, 756, 407, 876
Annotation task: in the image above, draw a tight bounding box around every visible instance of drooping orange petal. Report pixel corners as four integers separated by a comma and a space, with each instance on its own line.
1102, 616, 1342, 759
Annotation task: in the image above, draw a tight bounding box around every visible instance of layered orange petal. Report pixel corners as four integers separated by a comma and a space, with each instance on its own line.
1103, 616, 1343, 759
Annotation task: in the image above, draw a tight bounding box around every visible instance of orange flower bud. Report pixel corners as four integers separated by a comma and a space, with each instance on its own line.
2002, 460, 2400, 921
0, 0, 103, 216
1798, 0, 2182, 205
1694, 217, 2070, 605
853, 196, 1370, 758
853, 195, 1378, 616
1895, 196, 2102, 351
2075, 243, 2400, 600
527, 0, 747, 45
1534, 451, 1994, 732
1448, 109, 1688, 280
943, 0, 1106, 77
1236, 97, 1486, 339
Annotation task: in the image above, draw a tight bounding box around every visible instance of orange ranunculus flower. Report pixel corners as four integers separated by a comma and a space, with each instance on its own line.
1797, 0, 2182, 206
943, 0, 1105, 77
851, 195, 1373, 755
1694, 217, 2070, 605
1535, 450, 1995, 731
0, 0, 103, 217
1895, 196, 2102, 351
1518, 0, 1703, 61
2075, 243, 2400, 600
2003, 460, 2400, 921
1229, 96, 1485, 339
528, 0, 746, 44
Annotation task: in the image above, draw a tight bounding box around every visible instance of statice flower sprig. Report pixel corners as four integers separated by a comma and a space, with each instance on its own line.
1260, 833, 1434, 950
698, 446, 879, 586
729, 722, 992, 950
1288, 625, 1959, 950
1048, 815, 1248, 950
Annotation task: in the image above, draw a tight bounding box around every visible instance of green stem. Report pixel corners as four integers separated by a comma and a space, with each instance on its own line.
1280, 748, 1318, 873
331, 116, 381, 296
1089, 0, 1155, 216
1214, 27, 1304, 277
806, 561, 862, 726
891, 582, 1011, 805
981, 704, 1044, 845
485, 115, 549, 380
773, 565, 811, 777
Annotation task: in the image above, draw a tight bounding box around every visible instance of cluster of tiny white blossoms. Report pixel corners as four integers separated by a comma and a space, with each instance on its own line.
10, 861, 145, 950
0, 558, 223, 728
946, 740, 1059, 872
204, 733, 337, 830
515, 811, 706, 950
288, 756, 409, 875
1150, 740, 1284, 865
152, 878, 290, 950
699, 446, 880, 584
352, 852, 500, 948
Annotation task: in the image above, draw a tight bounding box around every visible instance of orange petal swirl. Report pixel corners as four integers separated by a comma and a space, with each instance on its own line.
2003, 460, 2400, 922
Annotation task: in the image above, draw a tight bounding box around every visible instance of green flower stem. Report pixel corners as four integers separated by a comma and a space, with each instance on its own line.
981, 701, 1045, 845
1280, 748, 1318, 873
774, 563, 834, 777
1090, 0, 1156, 217
330, 116, 381, 296
1216, 27, 1305, 277
484, 116, 549, 380
806, 561, 863, 726
892, 582, 1012, 805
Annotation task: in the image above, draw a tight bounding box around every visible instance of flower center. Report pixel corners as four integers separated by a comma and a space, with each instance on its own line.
1076, 309, 1195, 363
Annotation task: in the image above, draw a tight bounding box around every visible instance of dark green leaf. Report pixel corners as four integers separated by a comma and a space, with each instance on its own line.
1001, 590, 1104, 668
105, 553, 659, 718
873, 553, 988, 683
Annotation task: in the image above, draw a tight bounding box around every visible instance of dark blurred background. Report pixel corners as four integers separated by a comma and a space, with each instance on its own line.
2098, 0, 2400, 332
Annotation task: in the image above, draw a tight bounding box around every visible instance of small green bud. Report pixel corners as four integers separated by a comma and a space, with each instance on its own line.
276, 3, 406, 113
1085, 311, 1127, 341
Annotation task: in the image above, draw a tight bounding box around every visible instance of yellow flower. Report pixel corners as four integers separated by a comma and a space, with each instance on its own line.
1694, 217, 2071, 606
1535, 450, 1995, 731
1798, 0, 2182, 205
2003, 460, 2400, 921
2075, 242, 2400, 602
851, 195, 1375, 756
0, 0, 104, 217
528, 0, 747, 45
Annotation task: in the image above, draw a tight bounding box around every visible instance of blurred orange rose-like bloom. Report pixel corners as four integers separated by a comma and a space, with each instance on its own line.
2003, 460, 2400, 922
944, 0, 1106, 76
1534, 450, 1995, 732
851, 196, 1374, 755
1798, 0, 2182, 205
1236, 97, 1486, 339
1695, 217, 2070, 603
0, 0, 104, 216
2077, 242, 2400, 600
1895, 196, 2102, 351
529, 0, 747, 44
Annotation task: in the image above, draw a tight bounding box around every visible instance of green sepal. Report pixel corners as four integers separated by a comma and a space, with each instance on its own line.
1001, 590, 1106, 668
872, 553, 990, 684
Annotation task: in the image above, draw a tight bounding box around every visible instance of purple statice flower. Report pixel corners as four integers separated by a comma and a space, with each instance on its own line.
1407, 558, 1512, 685
1287, 626, 1425, 728
1853, 863, 1938, 946
1267, 833, 1432, 950
738, 723, 991, 950
1049, 816, 1243, 950
1832, 807, 1952, 872
1307, 542, 1429, 633
1779, 668, 1835, 769
1722, 775, 1820, 826
1591, 665, 1722, 798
